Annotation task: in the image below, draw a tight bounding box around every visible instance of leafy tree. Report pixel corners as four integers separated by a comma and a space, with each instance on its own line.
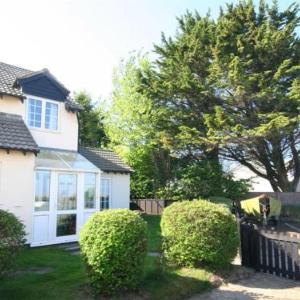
75, 92, 108, 148
205, 1, 300, 191
105, 55, 176, 198
157, 160, 250, 201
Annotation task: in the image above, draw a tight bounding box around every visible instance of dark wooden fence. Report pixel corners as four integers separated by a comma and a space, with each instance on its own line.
240, 223, 300, 280
131, 193, 300, 215
130, 199, 175, 215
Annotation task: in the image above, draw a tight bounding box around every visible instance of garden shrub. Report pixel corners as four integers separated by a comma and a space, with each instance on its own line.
0, 209, 26, 276
79, 209, 147, 295
161, 200, 239, 268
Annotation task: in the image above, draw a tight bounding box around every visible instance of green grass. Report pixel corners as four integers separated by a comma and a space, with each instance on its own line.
0, 247, 88, 300
0, 215, 213, 300
142, 256, 212, 300
143, 214, 162, 252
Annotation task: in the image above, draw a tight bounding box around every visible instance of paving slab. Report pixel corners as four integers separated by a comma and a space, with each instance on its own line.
190, 272, 300, 300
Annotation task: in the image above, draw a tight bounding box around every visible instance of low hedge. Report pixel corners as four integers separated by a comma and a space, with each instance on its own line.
161, 200, 239, 268
79, 209, 147, 295
0, 209, 26, 276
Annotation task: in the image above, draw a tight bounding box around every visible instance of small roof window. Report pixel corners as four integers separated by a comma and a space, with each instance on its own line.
35, 149, 99, 172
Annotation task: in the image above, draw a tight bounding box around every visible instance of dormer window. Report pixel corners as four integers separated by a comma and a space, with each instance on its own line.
27, 97, 59, 131
45, 102, 58, 130
28, 98, 42, 128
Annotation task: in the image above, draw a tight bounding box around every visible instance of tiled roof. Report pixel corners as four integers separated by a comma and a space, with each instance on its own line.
65, 100, 83, 112
79, 147, 133, 173
0, 112, 39, 153
0, 62, 33, 98
0, 62, 82, 112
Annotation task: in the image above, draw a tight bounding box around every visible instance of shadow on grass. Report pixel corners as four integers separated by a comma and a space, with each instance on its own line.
139, 256, 212, 300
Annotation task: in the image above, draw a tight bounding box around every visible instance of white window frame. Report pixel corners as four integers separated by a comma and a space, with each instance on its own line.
34, 170, 51, 212
84, 173, 97, 210
100, 177, 112, 210
25, 95, 60, 132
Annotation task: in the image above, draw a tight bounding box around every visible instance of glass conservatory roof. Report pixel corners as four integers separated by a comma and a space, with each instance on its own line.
35, 149, 99, 172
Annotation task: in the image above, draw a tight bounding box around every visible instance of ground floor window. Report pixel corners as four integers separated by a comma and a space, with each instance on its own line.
84, 173, 96, 209
35, 171, 50, 211
57, 174, 77, 210
56, 214, 76, 237
100, 178, 110, 210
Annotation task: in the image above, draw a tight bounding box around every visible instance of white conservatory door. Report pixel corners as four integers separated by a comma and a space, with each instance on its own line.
55, 173, 78, 243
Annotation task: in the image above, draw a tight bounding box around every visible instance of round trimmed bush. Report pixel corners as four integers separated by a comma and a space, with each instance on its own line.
161, 200, 239, 268
0, 209, 26, 276
79, 209, 147, 295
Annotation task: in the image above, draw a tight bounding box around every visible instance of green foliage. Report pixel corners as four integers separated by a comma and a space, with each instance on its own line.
106, 1, 300, 195
161, 200, 239, 268
204, 1, 300, 191
75, 91, 108, 148
106, 54, 176, 198
138, 1, 300, 192
0, 209, 26, 276
79, 209, 147, 295
157, 161, 250, 201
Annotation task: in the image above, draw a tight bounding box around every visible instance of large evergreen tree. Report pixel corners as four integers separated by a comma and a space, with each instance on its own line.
205, 1, 300, 191
146, 12, 220, 161
142, 1, 300, 192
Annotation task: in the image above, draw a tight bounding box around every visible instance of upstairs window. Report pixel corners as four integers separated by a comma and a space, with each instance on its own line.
45, 102, 58, 130
28, 99, 42, 128
27, 97, 59, 131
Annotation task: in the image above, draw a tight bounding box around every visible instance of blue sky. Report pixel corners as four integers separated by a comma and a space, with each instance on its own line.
0, 0, 298, 100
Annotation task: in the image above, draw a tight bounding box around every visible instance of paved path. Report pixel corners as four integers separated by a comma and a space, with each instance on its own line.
190, 272, 300, 300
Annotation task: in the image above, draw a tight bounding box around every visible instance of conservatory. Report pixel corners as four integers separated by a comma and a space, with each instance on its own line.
32, 149, 101, 246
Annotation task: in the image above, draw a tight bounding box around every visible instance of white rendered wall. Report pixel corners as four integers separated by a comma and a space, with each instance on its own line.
101, 172, 130, 209
0, 150, 35, 243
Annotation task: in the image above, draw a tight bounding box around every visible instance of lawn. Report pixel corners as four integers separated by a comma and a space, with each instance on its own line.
142, 214, 162, 252
0, 215, 213, 300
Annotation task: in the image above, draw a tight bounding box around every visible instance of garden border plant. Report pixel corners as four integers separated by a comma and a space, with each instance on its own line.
79, 209, 147, 296
161, 200, 239, 268
0, 209, 26, 277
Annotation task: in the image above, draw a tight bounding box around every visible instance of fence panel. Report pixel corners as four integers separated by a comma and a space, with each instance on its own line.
240, 223, 300, 280
130, 199, 173, 215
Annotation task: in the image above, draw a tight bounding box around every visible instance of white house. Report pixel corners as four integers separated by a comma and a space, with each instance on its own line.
0, 62, 132, 246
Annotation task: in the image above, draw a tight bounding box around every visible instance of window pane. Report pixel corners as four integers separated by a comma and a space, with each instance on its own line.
100, 179, 110, 210
56, 214, 76, 237
84, 173, 96, 209
45, 102, 58, 130
35, 171, 50, 211
27, 99, 42, 128
58, 174, 77, 210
